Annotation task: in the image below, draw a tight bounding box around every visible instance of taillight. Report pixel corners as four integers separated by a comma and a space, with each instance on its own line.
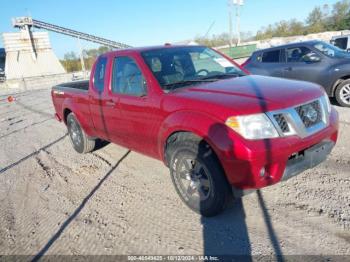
241, 57, 251, 68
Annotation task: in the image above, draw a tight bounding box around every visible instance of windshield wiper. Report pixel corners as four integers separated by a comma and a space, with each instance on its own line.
201, 72, 244, 80
163, 79, 216, 91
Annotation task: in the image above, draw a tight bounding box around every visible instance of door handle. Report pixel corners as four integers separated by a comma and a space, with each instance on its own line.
106, 100, 116, 107
284, 67, 292, 71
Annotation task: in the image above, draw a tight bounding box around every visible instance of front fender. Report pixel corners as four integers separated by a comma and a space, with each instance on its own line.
157, 110, 244, 164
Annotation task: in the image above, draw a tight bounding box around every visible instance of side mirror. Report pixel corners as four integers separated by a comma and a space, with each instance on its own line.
302, 53, 321, 63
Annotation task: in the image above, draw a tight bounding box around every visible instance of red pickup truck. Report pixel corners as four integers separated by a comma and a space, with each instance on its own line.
52, 45, 338, 216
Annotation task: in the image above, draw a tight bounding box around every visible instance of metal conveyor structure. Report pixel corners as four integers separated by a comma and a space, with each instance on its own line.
12, 16, 132, 49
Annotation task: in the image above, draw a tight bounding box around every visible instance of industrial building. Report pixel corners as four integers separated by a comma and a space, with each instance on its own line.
2, 31, 65, 80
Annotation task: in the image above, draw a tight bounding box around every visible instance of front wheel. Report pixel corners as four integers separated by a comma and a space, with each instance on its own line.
335, 80, 350, 107
168, 135, 232, 217
67, 113, 95, 153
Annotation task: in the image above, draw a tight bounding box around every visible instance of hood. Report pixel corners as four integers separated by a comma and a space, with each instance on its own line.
172, 75, 324, 115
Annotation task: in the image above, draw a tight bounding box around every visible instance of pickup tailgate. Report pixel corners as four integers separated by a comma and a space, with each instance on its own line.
51, 80, 89, 122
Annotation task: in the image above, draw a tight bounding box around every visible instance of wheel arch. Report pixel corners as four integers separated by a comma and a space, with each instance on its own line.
63, 108, 72, 124
164, 131, 209, 166
158, 111, 238, 168
61, 103, 95, 137
331, 75, 350, 96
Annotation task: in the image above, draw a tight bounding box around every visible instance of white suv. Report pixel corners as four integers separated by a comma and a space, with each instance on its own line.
331, 35, 350, 51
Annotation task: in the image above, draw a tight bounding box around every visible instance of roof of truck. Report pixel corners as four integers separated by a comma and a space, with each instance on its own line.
104, 44, 205, 56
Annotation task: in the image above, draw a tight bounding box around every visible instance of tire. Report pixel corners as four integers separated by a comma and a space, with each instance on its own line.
335, 80, 350, 107
67, 113, 95, 153
167, 134, 232, 217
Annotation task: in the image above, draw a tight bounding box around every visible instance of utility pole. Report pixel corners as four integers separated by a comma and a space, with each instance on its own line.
228, 0, 233, 48
77, 37, 86, 73
233, 0, 244, 46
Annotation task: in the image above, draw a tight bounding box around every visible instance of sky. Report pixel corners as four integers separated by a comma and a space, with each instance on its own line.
0, 0, 340, 58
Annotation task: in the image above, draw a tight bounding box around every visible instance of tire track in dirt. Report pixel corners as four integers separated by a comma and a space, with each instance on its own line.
15, 100, 53, 118
0, 89, 48, 102
340, 121, 350, 126
32, 150, 130, 261
0, 191, 16, 252
0, 107, 53, 121
0, 134, 67, 175
0, 118, 54, 140
91, 153, 112, 167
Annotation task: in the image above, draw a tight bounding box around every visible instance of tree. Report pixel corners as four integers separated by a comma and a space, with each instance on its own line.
63, 51, 78, 61
289, 19, 305, 36
61, 46, 114, 72
195, 32, 232, 47
255, 0, 350, 39
330, 0, 350, 30
306, 6, 326, 33
255, 20, 305, 40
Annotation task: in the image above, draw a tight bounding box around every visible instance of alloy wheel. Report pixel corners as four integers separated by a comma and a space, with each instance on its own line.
340, 84, 350, 105
175, 157, 212, 202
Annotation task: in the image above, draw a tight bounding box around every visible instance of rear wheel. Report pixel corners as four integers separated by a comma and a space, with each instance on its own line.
67, 113, 95, 153
167, 134, 232, 217
335, 80, 350, 107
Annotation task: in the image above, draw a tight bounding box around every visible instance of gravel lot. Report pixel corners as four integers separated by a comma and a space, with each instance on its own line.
0, 87, 349, 257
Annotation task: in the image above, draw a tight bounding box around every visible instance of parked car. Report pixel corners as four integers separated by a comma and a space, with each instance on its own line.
51, 45, 338, 216
331, 34, 350, 51
242, 40, 350, 107
0, 68, 5, 82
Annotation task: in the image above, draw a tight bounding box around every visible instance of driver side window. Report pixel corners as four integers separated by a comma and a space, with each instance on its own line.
286, 47, 313, 62
112, 56, 147, 96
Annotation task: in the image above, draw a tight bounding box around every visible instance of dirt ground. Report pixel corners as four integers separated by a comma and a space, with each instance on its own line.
0, 87, 349, 258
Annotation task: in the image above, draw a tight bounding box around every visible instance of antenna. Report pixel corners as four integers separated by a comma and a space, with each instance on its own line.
203, 21, 216, 39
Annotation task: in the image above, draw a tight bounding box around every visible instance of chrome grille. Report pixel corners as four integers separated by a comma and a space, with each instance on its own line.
266, 96, 329, 139
295, 100, 322, 128
273, 113, 290, 133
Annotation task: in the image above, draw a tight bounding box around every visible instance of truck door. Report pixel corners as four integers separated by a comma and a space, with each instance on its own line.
105, 54, 160, 156
282, 46, 324, 85
88, 56, 121, 141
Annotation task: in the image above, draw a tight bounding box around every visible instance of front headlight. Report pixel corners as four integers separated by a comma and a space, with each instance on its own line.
322, 93, 332, 114
225, 113, 279, 140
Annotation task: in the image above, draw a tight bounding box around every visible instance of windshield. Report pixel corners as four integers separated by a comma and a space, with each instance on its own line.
313, 41, 350, 58
141, 46, 245, 91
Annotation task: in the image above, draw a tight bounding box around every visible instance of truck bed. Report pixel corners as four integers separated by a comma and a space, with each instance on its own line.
53, 80, 89, 91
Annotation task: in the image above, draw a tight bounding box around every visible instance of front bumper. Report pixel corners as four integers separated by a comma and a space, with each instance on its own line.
221, 108, 339, 191
231, 140, 335, 198
281, 140, 334, 181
